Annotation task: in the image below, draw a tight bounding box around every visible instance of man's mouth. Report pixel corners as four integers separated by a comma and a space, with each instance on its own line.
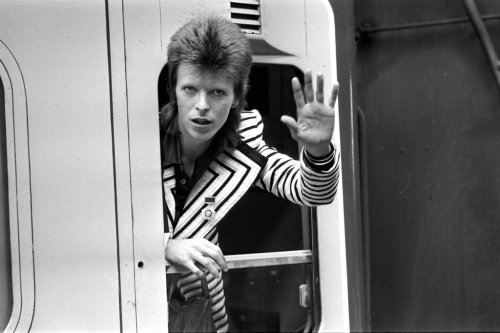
192, 118, 211, 126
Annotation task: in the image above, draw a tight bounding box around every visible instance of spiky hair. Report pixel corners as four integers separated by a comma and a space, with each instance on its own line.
160, 15, 253, 148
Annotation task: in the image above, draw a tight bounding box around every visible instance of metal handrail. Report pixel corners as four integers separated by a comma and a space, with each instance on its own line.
462, 0, 500, 92
166, 249, 313, 274
356, 2, 500, 94
357, 13, 500, 35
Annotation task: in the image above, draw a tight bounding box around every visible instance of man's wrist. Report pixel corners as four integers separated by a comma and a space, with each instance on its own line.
305, 143, 332, 158
303, 143, 336, 171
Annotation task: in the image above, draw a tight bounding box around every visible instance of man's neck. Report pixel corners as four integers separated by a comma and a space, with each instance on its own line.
180, 134, 213, 174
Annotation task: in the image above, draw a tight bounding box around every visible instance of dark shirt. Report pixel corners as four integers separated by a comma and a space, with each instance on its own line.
161, 117, 225, 229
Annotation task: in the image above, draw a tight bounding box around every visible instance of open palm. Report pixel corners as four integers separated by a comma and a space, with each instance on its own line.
281, 70, 339, 157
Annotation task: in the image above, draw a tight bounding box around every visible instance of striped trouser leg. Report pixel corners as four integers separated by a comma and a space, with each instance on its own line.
178, 271, 228, 333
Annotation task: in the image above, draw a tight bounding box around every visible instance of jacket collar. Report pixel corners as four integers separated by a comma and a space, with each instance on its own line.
163, 141, 267, 239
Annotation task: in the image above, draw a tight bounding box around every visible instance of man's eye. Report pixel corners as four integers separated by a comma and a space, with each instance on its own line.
183, 86, 196, 93
213, 90, 226, 96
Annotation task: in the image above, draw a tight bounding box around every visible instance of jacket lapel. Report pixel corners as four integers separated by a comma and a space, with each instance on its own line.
173, 143, 267, 239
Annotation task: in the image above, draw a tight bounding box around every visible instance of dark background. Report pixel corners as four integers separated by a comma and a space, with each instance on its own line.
335, 0, 500, 331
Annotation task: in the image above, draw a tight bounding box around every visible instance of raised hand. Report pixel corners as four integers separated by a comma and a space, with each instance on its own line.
165, 238, 228, 278
281, 70, 339, 157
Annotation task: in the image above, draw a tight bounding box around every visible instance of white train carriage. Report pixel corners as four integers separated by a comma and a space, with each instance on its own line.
0, 0, 348, 331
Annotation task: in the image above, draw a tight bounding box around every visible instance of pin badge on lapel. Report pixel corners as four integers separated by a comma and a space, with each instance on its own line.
202, 196, 216, 221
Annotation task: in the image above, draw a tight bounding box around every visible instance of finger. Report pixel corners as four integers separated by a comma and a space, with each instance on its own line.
203, 247, 228, 273
198, 239, 228, 271
291, 77, 305, 110
205, 262, 221, 279
280, 115, 299, 138
328, 82, 339, 109
185, 261, 205, 279
304, 69, 314, 103
194, 254, 221, 278
316, 73, 324, 104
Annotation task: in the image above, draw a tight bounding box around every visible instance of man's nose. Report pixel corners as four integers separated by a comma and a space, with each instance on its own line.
195, 92, 209, 111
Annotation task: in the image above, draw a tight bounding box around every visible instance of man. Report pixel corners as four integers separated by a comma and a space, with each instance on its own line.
161, 15, 339, 332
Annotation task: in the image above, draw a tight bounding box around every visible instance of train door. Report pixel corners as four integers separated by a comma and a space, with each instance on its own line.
0, 2, 124, 331
159, 0, 349, 331
0, 1, 169, 331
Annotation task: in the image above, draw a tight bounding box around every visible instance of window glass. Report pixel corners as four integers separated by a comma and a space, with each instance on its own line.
223, 264, 310, 332
0, 78, 12, 330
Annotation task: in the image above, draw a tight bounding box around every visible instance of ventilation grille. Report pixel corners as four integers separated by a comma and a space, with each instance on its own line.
230, 0, 261, 35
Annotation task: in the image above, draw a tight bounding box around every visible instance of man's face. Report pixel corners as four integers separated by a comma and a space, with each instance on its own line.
175, 63, 235, 148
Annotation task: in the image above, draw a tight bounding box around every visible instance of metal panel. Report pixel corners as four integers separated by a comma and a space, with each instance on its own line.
1, 1, 121, 331
356, 0, 500, 330
0, 40, 34, 333
329, 0, 369, 331
122, 0, 169, 331
105, 0, 137, 331
230, 0, 261, 35
304, 1, 350, 332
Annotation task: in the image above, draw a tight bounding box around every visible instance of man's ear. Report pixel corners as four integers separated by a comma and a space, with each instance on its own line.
233, 82, 249, 109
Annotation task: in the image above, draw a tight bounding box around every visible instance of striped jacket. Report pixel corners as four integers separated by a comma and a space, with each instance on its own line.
163, 109, 340, 332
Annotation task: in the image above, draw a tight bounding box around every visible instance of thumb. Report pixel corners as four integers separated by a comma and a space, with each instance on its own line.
280, 115, 299, 137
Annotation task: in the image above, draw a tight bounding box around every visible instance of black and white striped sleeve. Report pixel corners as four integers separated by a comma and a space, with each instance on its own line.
254, 141, 340, 206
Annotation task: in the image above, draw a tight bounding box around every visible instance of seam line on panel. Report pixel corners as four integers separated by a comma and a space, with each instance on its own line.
105, 1, 124, 331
